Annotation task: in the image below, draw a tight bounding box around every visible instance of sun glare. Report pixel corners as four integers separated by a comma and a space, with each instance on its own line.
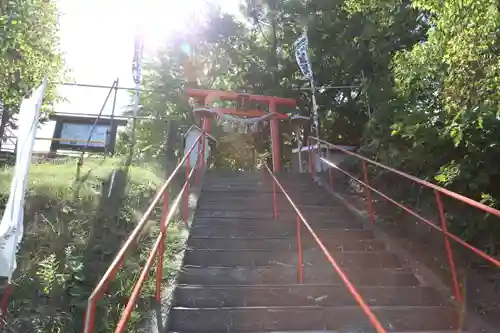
54, 0, 242, 113
58, 0, 241, 78
138, 0, 242, 50
30, 0, 243, 151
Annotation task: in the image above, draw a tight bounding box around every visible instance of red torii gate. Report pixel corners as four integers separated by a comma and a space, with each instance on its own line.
186, 88, 296, 172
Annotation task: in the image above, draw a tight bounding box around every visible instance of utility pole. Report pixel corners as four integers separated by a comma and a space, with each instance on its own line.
107, 77, 119, 156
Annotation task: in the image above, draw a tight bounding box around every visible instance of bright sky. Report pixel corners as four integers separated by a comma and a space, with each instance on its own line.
56, 0, 241, 114
29, 0, 242, 151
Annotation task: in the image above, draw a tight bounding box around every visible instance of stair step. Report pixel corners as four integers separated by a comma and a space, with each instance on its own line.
196, 203, 348, 213
202, 183, 315, 190
205, 172, 262, 178
167, 329, 462, 333
191, 217, 362, 230
187, 238, 386, 251
195, 209, 273, 219
199, 193, 335, 206
200, 186, 323, 194
203, 178, 264, 183
174, 285, 445, 308
195, 209, 351, 220
170, 330, 463, 333
190, 227, 373, 239
195, 210, 353, 221
183, 249, 402, 268
178, 266, 417, 286
200, 188, 328, 195
169, 305, 458, 332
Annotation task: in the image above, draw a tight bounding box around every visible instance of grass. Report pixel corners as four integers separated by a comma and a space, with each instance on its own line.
0, 156, 187, 333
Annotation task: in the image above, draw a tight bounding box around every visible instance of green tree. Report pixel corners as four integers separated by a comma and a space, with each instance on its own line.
371, 0, 500, 193
118, 4, 275, 169
355, 0, 500, 250
0, 0, 65, 149
123, 0, 426, 167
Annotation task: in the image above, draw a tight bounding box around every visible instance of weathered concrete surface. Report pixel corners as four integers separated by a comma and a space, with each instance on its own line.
166, 171, 469, 332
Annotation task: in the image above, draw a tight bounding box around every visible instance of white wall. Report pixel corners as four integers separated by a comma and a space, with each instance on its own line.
184, 131, 210, 168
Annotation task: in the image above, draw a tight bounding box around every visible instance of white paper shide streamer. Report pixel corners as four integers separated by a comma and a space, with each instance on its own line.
0, 78, 47, 279
218, 113, 271, 134
193, 107, 272, 134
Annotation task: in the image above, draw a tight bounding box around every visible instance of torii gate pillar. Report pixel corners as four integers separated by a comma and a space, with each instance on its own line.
269, 100, 280, 172
202, 115, 212, 134
187, 88, 296, 173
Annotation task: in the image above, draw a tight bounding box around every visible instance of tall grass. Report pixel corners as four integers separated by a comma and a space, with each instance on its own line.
0, 157, 185, 332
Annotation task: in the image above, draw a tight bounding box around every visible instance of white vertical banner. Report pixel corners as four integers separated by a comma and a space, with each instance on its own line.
293, 30, 313, 80
0, 77, 47, 279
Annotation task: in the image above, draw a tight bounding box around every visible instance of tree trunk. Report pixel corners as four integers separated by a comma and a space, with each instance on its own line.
270, 5, 284, 170
0, 109, 11, 152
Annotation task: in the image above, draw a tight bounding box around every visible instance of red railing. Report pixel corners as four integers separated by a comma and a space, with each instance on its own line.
82, 132, 207, 333
308, 136, 500, 305
264, 164, 387, 333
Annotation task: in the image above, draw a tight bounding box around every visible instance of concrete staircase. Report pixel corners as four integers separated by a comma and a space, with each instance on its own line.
168, 171, 463, 332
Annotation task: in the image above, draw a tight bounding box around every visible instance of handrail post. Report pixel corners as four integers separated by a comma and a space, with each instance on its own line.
82, 300, 97, 333
260, 157, 265, 184
201, 132, 206, 169
262, 163, 265, 184
184, 153, 190, 223
115, 236, 163, 333
272, 177, 278, 219
329, 167, 334, 191
327, 148, 333, 191
312, 141, 316, 176
155, 190, 169, 301
0, 283, 10, 314
296, 214, 304, 283
0, 284, 11, 330
435, 191, 462, 303
195, 137, 201, 185
308, 138, 313, 174
362, 160, 375, 225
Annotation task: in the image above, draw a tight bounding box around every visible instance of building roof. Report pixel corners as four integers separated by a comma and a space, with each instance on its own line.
49, 113, 128, 126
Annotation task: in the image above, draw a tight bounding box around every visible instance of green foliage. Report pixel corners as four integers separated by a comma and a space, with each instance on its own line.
0, 0, 65, 143
376, 0, 499, 188
212, 133, 257, 170
357, 0, 500, 251
116, 3, 281, 166
120, 0, 499, 252
1, 158, 185, 332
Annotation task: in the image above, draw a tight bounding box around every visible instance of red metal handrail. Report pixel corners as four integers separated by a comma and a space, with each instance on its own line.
264, 164, 387, 333
82, 133, 206, 333
309, 136, 500, 303
311, 137, 500, 218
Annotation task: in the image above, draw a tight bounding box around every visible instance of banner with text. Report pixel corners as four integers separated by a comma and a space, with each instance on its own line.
293, 32, 313, 80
